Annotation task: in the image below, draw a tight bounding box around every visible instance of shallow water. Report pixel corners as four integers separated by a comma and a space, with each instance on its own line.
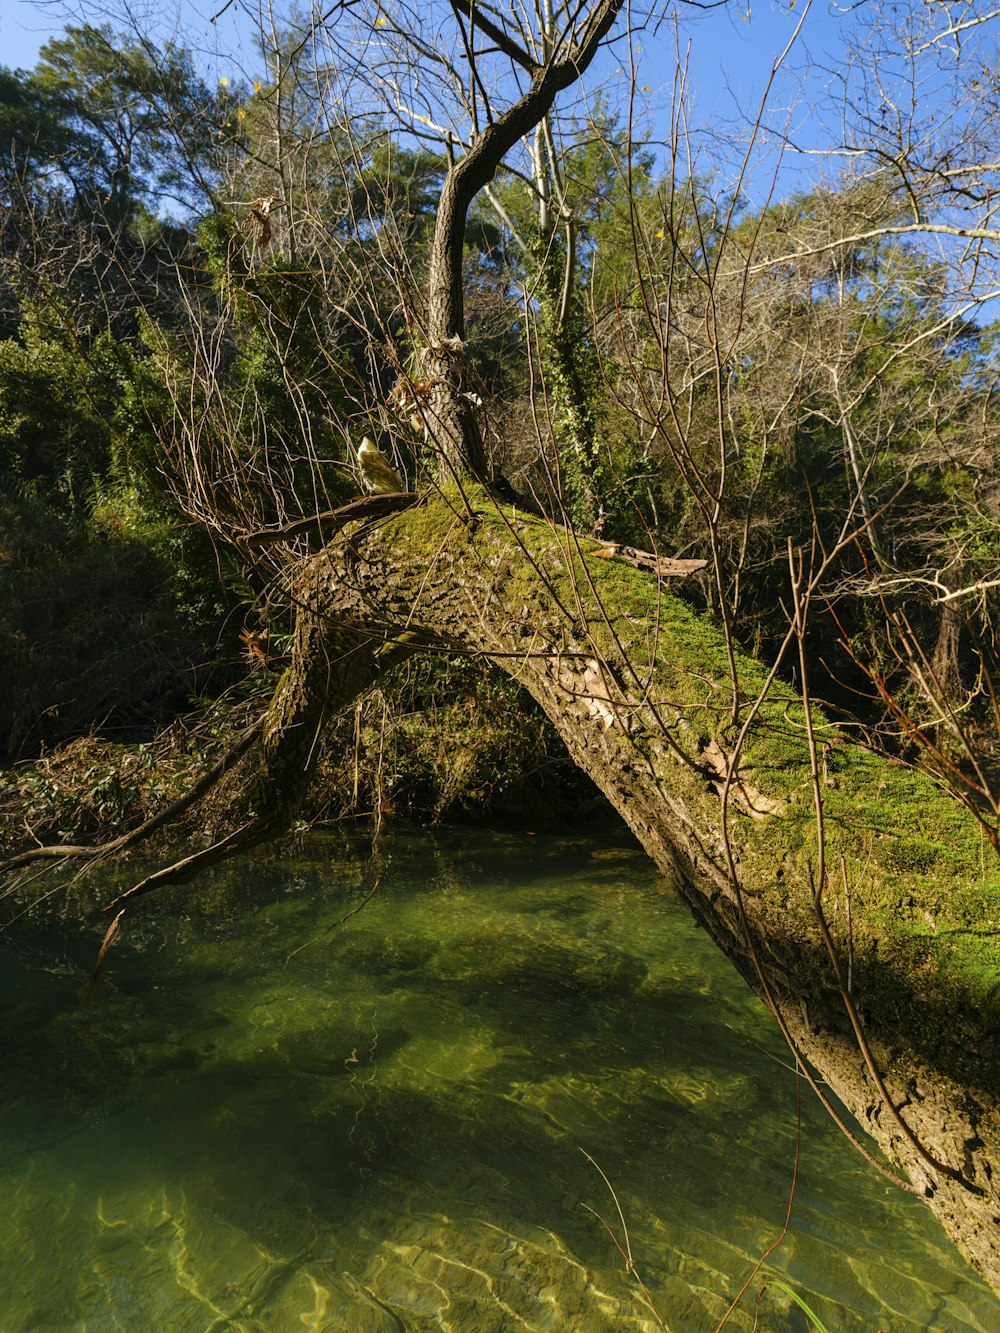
1, 829, 997, 1331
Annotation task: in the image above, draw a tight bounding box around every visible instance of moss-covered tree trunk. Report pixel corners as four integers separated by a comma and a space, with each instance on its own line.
254, 486, 1000, 1290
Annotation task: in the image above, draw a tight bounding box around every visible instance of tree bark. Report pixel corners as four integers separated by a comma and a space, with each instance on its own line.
253, 486, 1000, 1292
423, 0, 625, 477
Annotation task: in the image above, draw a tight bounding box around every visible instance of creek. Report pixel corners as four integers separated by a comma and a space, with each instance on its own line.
0, 829, 996, 1330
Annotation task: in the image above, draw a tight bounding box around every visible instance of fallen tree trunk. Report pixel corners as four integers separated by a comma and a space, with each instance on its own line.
13, 483, 996, 1290
241, 485, 1000, 1290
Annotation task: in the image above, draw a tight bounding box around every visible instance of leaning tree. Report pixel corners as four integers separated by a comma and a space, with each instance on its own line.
5, 0, 1000, 1295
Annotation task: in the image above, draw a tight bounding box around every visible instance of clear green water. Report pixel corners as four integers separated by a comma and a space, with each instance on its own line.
1, 829, 997, 1332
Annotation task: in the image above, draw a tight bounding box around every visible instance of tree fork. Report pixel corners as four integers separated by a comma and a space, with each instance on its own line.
424, 0, 626, 477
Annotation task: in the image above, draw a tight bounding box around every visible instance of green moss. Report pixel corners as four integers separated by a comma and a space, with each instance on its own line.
362, 489, 1000, 1077
391, 487, 477, 555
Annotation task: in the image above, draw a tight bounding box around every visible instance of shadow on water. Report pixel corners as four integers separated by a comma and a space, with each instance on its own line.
1, 828, 998, 1331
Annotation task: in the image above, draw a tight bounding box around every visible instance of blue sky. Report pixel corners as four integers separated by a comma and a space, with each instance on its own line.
0, 0, 859, 214
4, 3, 995, 311
0, 0, 850, 126
1, 0, 252, 75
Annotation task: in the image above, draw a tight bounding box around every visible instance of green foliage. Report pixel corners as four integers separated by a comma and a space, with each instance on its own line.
0, 300, 235, 763
502, 108, 659, 531
0, 318, 110, 505
0, 688, 262, 849
23, 23, 221, 217
353, 139, 448, 249
0, 488, 213, 761
3, 12, 1000, 827
0, 67, 72, 198
307, 652, 604, 827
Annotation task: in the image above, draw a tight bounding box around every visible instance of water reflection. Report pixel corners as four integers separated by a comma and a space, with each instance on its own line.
0, 830, 996, 1330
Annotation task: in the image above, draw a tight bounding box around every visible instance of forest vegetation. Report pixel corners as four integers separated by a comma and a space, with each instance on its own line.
2, 0, 1000, 1301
